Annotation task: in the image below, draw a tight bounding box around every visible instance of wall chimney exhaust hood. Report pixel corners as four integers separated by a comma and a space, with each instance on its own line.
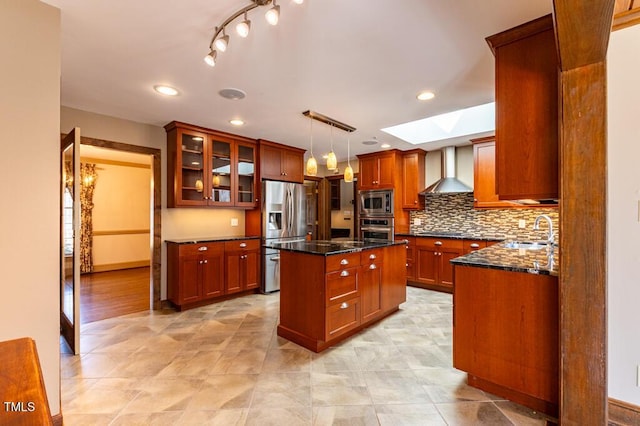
419, 146, 472, 194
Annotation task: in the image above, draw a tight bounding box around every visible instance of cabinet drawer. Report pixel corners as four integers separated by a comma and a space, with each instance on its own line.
416, 237, 463, 250
325, 296, 360, 340
360, 249, 383, 265
463, 239, 487, 254
224, 239, 260, 251
326, 268, 359, 305
178, 242, 224, 256
326, 252, 360, 272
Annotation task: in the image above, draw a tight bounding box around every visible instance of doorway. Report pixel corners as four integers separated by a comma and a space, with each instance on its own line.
323, 174, 358, 240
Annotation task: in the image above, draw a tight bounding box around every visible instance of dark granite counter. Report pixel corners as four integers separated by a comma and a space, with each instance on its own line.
165, 235, 260, 244
265, 239, 407, 256
396, 231, 507, 242
450, 241, 559, 276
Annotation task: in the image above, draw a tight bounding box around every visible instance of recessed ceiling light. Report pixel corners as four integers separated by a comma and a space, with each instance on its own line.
229, 119, 245, 126
417, 91, 435, 101
154, 85, 179, 96
362, 137, 378, 146
381, 143, 391, 149
219, 88, 247, 100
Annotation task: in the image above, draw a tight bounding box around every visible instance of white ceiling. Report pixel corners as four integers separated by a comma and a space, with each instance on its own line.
43, 0, 552, 161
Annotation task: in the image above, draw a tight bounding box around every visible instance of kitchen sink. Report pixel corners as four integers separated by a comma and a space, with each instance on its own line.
503, 241, 549, 250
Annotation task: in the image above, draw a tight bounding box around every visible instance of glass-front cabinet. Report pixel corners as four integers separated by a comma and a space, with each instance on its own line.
166, 121, 257, 208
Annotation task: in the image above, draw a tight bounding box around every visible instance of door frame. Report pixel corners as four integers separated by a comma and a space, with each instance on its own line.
73, 135, 162, 310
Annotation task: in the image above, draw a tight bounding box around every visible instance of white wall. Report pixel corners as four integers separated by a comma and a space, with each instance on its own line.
607, 23, 640, 405
0, 0, 61, 415
61, 106, 247, 298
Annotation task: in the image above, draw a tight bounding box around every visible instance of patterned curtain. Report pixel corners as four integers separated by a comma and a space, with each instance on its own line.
80, 163, 98, 273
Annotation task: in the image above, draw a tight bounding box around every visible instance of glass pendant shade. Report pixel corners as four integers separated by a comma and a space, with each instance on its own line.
326, 151, 337, 171
306, 156, 318, 176
344, 164, 354, 183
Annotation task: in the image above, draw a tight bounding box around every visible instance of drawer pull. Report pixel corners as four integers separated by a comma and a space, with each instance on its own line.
239, 242, 247, 248
198, 246, 208, 251
369, 254, 376, 260
434, 241, 443, 246
470, 243, 480, 248
203, 260, 208, 264
340, 259, 349, 265
340, 270, 349, 277
369, 264, 377, 270
340, 302, 349, 309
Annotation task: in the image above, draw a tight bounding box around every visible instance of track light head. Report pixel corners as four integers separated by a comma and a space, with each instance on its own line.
204, 49, 217, 67
214, 30, 229, 52
265, 2, 280, 26
236, 13, 251, 37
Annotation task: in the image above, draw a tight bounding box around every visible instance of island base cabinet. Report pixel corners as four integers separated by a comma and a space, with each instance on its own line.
453, 265, 559, 416
326, 296, 360, 340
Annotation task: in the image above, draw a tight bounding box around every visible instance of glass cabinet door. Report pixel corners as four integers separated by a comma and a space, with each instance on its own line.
236, 143, 255, 207
180, 132, 206, 204
210, 138, 233, 205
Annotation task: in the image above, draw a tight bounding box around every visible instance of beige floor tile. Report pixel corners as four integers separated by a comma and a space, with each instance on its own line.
252, 372, 311, 409
363, 370, 431, 405
245, 406, 312, 426
495, 400, 555, 425
121, 377, 204, 413
375, 403, 446, 426
311, 347, 362, 373
210, 348, 267, 374
59, 413, 117, 425
311, 371, 367, 387
109, 411, 184, 425
436, 401, 513, 425
261, 347, 312, 373
177, 409, 249, 426
311, 385, 372, 406
313, 405, 378, 425
187, 374, 258, 410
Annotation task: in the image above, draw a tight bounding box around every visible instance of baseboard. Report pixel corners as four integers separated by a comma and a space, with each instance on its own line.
91, 260, 150, 273
609, 398, 640, 426
52, 413, 63, 426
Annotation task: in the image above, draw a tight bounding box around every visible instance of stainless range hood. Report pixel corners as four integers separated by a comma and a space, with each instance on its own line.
419, 146, 472, 194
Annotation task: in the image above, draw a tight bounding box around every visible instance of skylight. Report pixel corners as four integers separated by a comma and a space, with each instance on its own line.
381, 102, 495, 144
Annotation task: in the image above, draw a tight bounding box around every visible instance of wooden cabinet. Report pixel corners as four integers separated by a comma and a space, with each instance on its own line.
165, 121, 257, 208
453, 265, 559, 416
400, 236, 416, 281
278, 244, 406, 352
167, 242, 225, 308
167, 238, 260, 310
259, 139, 305, 183
224, 239, 260, 294
486, 15, 559, 201
471, 136, 518, 208
413, 237, 463, 293
357, 152, 397, 189
401, 150, 426, 209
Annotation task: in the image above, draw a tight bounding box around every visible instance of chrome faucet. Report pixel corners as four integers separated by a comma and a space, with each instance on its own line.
533, 214, 555, 245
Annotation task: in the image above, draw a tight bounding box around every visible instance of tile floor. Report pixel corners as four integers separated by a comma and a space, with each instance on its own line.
60, 287, 556, 425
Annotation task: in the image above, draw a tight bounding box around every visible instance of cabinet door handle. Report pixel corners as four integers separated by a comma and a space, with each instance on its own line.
369, 254, 376, 260
239, 243, 247, 248
340, 302, 349, 309
340, 259, 349, 265
203, 260, 208, 264
369, 264, 377, 270
434, 241, 443, 246
406, 263, 409, 267
470, 243, 480, 248
198, 246, 208, 251
340, 270, 349, 277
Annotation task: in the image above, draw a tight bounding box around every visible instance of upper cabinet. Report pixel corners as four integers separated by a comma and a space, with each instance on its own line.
259, 139, 305, 184
486, 15, 559, 201
357, 151, 399, 190
165, 121, 257, 208
401, 149, 426, 209
470, 136, 517, 208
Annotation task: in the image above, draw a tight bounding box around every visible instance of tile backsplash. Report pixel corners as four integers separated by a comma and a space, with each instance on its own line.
409, 193, 559, 241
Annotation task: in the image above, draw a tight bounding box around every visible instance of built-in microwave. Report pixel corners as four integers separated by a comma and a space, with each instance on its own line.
359, 189, 393, 217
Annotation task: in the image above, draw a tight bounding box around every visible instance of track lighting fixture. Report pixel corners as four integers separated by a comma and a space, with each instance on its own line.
204, 0, 303, 68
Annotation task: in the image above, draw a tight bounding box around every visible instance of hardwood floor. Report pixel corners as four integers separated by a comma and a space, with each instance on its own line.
80, 267, 150, 324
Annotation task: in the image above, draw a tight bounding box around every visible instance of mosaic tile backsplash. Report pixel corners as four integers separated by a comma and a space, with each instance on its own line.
409, 192, 559, 242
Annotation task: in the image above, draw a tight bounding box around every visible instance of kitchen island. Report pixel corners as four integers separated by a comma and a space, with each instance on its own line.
266, 239, 407, 352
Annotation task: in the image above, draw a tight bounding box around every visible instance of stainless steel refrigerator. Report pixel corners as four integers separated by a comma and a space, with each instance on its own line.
262, 180, 314, 293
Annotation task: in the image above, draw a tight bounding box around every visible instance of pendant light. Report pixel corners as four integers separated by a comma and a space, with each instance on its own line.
305, 117, 318, 176
344, 136, 354, 183
326, 125, 337, 171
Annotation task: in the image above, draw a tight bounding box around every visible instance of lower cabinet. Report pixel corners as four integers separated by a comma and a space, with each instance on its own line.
360, 248, 383, 323
413, 237, 463, 293
401, 237, 416, 281
167, 239, 260, 310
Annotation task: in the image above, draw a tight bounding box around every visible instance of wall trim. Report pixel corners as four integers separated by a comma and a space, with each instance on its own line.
93, 229, 150, 236
52, 413, 63, 426
91, 261, 150, 273
609, 398, 640, 425
80, 156, 151, 169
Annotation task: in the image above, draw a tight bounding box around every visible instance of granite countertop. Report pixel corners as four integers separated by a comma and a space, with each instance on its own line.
396, 231, 507, 242
450, 241, 559, 276
165, 235, 260, 244
264, 239, 407, 256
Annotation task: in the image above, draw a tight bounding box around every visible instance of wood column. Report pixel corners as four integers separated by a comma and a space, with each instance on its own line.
552, 1, 614, 424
